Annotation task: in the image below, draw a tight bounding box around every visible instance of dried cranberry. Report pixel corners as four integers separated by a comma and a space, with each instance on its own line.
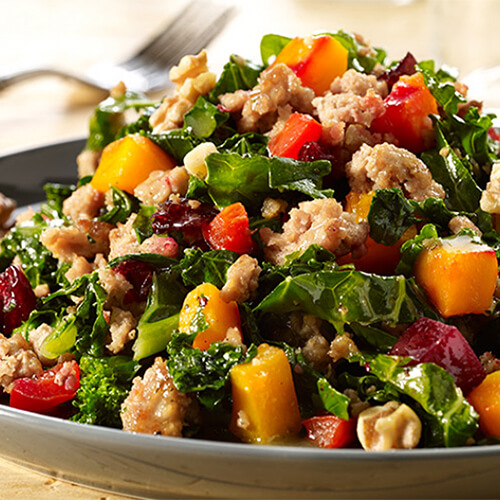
151, 198, 217, 247
380, 52, 418, 89
0, 265, 37, 334
113, 260, 154, 304
298, 141, 343, 181
389, 317, 486, 395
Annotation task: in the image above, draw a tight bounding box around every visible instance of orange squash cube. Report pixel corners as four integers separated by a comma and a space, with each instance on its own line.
91, 134, 176, 194
229, 343, 302, 443
414, 236, 498, 317
468, 371, 500, 438
178, 283, 242, 351
273, 35, 348, 95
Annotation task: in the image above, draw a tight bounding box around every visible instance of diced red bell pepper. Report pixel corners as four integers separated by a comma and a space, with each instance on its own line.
302, 413, 357, 448
203, 202, 255, 255
10, 360, 80, 414
371, 72, 438, 153
0, 265, 37, 335
389, 317, 485, 395
268, 112, 323, 160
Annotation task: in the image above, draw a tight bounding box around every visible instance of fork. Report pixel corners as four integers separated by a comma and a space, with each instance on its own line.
0, 0, 235, 93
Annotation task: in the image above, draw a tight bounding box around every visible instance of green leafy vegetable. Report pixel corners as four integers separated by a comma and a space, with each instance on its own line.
205, 152, 332, 209
71, 355, 140, 427
210, 54, 262, 100
40, 183, 76, 220
166, 333, 256, 409
256, 270, 421, 332
260, 33, 291, 66
132, 205, 155, 243
180, 248, 239, 289
421, 124, 482, 212
86, 90, 154, 151
133, 269, 187, 361
368, 189, 418, 246
316, 377, 350, 421
74, 272, 109, 357
351, 353, 479, 447
349, 323, 398, 352
331, 30, 386, 74
183, 96, 231, 139
98, 187, 139, 225
0, 214, 65, 288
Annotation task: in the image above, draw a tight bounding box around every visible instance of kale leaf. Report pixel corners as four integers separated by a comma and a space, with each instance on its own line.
86, 90, 155, 151
350, 353, 479, 447
71, 355, 140, 427
210, 54, 262, 100
98, 187, 139, 225
255, 270, 422, 332
205, 152, 332, 209
0, 214, 65, 288
166, 332, 256, 410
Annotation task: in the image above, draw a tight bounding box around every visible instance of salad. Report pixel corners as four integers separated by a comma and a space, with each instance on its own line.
1, 30, 500, 452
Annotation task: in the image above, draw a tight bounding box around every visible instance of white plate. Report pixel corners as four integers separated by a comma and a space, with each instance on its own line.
0, 141, 499, 499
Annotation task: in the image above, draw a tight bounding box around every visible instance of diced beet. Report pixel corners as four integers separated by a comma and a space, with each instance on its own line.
113, 260, 154, 304
380, 52, 418, 88
389, 317, 485, 395
0, 265, 37, 334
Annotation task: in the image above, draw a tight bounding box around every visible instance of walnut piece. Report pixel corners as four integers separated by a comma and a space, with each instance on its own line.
356, 401, 422, 451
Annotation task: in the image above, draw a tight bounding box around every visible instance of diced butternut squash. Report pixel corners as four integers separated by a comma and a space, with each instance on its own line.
178, 283, 242, 351
414, 236, 498, 317
344, 191, 375, 223
468, 371, 500, 438
273, 35, 348, 95
91, 134, 176, 194
229, 343, 302, 443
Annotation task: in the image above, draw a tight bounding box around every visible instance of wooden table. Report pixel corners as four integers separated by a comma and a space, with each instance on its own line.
0, 0, 497, 497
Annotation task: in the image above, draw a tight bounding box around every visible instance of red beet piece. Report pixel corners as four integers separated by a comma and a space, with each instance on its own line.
0, 265, 37, 334
389, 317, 485, 395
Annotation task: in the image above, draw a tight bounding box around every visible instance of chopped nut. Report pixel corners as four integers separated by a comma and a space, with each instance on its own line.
328, 333, 359, 362
357, 401, 422, 451
261, 197, 288, 219
183, 142, 217, 179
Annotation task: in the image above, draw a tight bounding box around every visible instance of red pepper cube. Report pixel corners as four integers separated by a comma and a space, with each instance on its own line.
203, 202, 255, 255
268, 112, 322, 160
371, 72, 438, 153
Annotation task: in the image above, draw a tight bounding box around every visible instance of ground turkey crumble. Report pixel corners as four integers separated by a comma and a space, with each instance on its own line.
121, 357, 200, 436
260, 198, 368, 266
346, 143, 445, 200
0, 333, 43, 393
313, 69, 388, 148
62, 183, 105, 223
133, 167, 189, 206
220, 254, 261, 303
219, 63, 315, 134
40, 221, 111, 263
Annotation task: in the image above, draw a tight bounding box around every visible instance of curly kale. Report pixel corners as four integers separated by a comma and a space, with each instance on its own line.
71, 355, 140, 428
